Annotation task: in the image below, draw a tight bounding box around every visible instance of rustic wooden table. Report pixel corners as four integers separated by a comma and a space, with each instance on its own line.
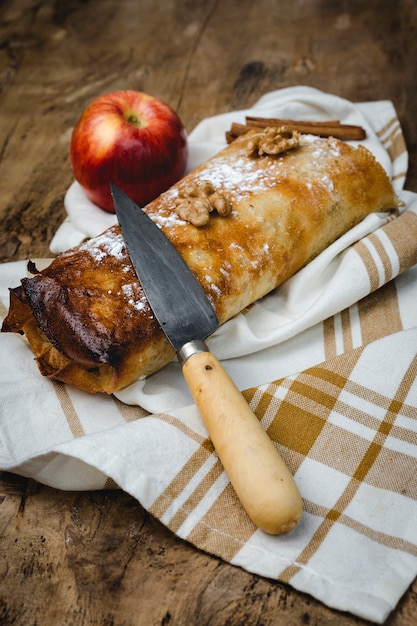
1, 1, 416, 624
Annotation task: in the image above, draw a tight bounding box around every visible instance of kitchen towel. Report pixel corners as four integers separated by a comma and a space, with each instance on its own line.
1, 87, 416, 623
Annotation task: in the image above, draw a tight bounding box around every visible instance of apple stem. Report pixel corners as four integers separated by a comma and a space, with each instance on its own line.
126, 114, 142, 127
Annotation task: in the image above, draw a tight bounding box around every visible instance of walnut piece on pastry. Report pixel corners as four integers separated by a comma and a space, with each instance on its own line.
174, 179, 232, 226
2, 131, 399, 394
247, 125, 300, 156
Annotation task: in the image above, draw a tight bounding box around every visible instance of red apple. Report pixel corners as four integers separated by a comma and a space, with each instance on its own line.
69, 90, 188, 213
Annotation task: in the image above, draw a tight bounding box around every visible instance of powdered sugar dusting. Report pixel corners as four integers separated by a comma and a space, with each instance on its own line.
180, 134, 343, 204
302, 134, 342, 159
122, 283, 148, 312
79, 230, 127, 262
320, 175, 334, 191
209, 283, 222, 298
153, 211, 186, 229
192, 155, 283, 202
76, 229, 150, 312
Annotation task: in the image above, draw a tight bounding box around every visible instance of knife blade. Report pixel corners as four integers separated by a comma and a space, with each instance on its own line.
111, 183, 302, 534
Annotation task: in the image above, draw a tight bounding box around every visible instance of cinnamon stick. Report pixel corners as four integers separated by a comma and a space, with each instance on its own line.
226, 117, 366, 143
247, 116, 342, 128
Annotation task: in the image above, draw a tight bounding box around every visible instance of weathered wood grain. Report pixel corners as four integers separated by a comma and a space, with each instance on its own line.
1, 0, 416, 624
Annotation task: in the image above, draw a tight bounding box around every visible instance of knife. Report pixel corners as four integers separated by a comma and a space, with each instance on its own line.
111, 183, 302, 534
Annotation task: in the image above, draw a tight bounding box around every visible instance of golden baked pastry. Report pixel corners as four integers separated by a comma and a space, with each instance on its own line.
2, 129, 399, 394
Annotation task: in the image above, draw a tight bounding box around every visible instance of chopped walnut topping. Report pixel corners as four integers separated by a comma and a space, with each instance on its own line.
174, 180, 232, 226
247, 125, 300, 157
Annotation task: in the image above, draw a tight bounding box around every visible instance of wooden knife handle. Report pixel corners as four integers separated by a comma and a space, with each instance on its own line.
180, 344, 303, 535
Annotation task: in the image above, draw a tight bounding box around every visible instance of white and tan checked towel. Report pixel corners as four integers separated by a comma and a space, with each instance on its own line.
1, 87, 416, 623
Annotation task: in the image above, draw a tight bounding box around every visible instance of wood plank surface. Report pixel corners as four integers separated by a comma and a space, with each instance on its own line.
1, 0, 416, 624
